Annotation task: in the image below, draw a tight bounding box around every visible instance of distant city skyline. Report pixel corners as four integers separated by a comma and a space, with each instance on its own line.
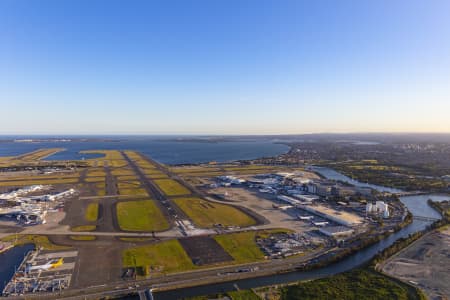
1, 0, 449, 134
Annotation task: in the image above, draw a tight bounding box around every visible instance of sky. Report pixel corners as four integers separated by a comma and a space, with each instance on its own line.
1, 0, 450, 135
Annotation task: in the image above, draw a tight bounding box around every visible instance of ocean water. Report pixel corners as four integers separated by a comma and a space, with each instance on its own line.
0, 136, 289, 164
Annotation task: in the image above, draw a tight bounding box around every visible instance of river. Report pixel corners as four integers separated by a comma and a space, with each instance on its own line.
310, 166, 402, 193
154, 168, 449, 299
0, 168, 448, 298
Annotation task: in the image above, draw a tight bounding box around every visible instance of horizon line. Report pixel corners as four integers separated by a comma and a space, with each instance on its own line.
1, 132, 450, 136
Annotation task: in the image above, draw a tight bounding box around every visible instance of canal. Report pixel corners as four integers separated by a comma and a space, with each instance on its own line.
154, 168, 448, 299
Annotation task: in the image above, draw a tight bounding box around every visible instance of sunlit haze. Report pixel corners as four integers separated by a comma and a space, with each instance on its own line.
1, 0, 449, 134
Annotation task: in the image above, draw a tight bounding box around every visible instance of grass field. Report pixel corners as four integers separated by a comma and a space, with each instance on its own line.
178, 171, 225, 177
1, 235, 71, 250
153, 179, 191, 196
70, 235, 96, 241
256, 228, 293, 239
71, 225, 97, 232
117, 180, 148, 196
138, 162, 157, 169
123, 151, 144, 161
122, 239, 194, 274
119, 237, 154, 242
87, 169, 106, 177
118, 188, 148, 196
118, 181, 141, 189
82, 150, 129, 168
124, 151, 157, 167
169, 166, 221, 173
117, 175, 139, 181
85, 203, 99, 222
110, 160, 129, 168
0, 156, 14, 161
111, 169, 136, 176
17, 148, 65, 161
116, 200, 169, 232
214, 231, 265, 263
227, 290, 260, 300
141, 168, 165, 175
85, 177, 105, 182
173, 197, 256, 228
81, 150, 123, 160
95, 182, 106, 196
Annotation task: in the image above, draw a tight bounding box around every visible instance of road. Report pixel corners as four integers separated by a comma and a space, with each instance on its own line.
6, 243, 332, 300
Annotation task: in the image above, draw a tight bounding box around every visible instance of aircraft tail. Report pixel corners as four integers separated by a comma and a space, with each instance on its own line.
51, 258, 64, 268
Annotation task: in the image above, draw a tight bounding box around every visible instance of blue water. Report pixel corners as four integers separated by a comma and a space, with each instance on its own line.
0, 136, 289, 164
155, 182, 449, 299
0, 244, 34, 292
1, 139, 447, 298
311, 166, 403, 193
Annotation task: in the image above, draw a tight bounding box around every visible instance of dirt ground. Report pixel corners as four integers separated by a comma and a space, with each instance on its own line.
382, 227, 450, 300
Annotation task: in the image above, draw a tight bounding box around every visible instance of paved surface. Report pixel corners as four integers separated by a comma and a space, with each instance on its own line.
0, 151, 336, 299
207, 187, 320, 233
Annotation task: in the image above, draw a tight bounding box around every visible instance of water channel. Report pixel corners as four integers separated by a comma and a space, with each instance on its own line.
0, 168, 448, 298
155, 168, 448, 299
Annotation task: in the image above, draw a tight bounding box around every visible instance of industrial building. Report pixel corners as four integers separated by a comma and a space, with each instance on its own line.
299, 204, 364, 226
319, 226, 354, 237
277, 195, 301, 206
292, 194, 319, 202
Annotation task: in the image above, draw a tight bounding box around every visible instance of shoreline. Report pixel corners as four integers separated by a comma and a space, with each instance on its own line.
1, 203, 413, 299
0, 156, 446, 299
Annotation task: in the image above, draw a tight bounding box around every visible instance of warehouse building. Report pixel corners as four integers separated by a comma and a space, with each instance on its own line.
299, 204, 364, 226
319, 226, 354, 237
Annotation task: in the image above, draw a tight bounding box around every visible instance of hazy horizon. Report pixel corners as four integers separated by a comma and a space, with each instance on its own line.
1, 0, 449, 134
2, 132, 450, 137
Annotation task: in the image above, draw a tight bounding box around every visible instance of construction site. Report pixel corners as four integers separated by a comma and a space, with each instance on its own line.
381, 227, 450, 300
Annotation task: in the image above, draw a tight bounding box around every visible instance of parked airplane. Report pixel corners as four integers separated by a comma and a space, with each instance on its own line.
279, 205, 293, 210
312, 221, 329, 227
26, 258, 64, 272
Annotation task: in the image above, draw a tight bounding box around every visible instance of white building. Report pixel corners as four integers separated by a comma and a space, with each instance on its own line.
300, 204, 364, 226
319, 226, 354, 237
366, 201, 390, 218
292, 194, 319, 202
277, 195, 301, 206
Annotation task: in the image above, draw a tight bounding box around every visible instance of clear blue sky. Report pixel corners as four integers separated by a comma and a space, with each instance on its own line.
1, 0, 449, 134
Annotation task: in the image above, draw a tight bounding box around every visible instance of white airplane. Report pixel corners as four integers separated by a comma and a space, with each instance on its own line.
279, 205, 293, 210
27, 258, 64, 272
313, 221, 329, 227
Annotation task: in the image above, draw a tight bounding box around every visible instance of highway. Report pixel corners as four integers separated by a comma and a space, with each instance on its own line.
6, 244, 331, 300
